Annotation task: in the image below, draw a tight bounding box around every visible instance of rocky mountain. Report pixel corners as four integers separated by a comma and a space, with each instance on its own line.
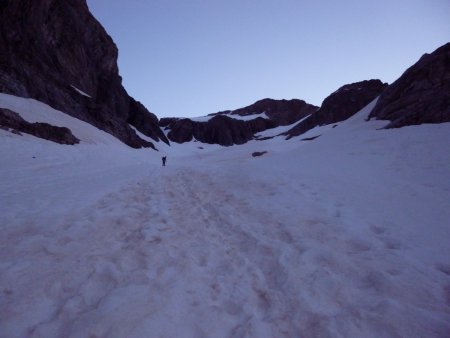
368, 43, 450, 127
211, 98, 318, 126
284, 80, 388, 139
0, 0, 168, 148
161, 98, 318, 146
160, 115, 276, 146
1, 0, 447, 149
166, 42, 449, 146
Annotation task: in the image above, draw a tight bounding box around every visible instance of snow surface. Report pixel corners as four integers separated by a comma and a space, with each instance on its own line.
70, 85, 92, 98
254, 114, 313, 139
1, 94, 450, 337
189, 112, 269, 123
227, 112, 270, 121
189, 115, 214, 122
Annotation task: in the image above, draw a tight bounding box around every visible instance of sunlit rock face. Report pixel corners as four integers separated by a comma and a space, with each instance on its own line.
285, 79, 387, 139
369, 43, 450, 128
0, 0, 168, 148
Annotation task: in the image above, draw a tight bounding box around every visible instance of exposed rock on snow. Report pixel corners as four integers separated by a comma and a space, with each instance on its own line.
369, 43, 450, 127
285, 79, 387, 138
0, 108, 79, 145
252, 151, 267, 157
301, 135, 321, 141
0, 0, 168, 148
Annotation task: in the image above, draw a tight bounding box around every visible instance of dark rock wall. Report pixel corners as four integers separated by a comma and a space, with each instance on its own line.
285, 80, 387, 139
369, 43, 450, 127
166, 115, 276, 146
315, 80, 388, 125
163, 98, 317, 146
0, 0, 168, 148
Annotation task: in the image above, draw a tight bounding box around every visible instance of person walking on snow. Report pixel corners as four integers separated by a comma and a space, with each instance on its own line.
162, 156, 167, 166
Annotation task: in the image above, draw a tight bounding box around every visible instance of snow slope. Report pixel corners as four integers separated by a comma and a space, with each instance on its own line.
1, 94, 450, 337
189, 112, 270, 122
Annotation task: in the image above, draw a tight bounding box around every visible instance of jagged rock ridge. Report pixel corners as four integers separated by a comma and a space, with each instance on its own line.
161, 98, 318, 146
212, 98, 318, 126
285, 80, 388, 139
160, 115, 276, 146
369, 43, 450, 127
0, 0, 168, 148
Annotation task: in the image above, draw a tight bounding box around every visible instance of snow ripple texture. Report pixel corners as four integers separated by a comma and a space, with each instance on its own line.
1, 164, 449, 337
1, 95, 450, 337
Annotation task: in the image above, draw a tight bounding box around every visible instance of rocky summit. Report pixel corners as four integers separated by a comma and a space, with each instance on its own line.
213, 98, 319, 126
161, 115, 276, 146
161, 98, 318, 146
284, 79, 388, 139
369, 43, 450, 128
0, 0, 168, 148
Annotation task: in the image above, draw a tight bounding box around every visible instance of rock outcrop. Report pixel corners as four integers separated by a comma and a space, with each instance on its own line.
161, 98, 317, 146
0, 108, 80, 144
161, 115, 276, 146
0, 0, 168, 148
213, 98, 318, 126
368, 43, 450, 127
285, 80, 387, 138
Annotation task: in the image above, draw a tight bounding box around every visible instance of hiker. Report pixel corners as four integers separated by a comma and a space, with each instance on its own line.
162, 156, 167, 166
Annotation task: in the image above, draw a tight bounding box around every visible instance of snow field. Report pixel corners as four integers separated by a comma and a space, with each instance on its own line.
1, 94, 450, 337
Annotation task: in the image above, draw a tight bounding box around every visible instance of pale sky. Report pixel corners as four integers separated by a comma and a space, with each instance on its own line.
86, 0, 449, 118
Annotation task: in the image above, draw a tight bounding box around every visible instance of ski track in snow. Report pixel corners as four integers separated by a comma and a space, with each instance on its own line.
1, 164, 449, 338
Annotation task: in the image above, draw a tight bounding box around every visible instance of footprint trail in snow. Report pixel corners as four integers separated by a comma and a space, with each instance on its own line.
2, 164, 449, 338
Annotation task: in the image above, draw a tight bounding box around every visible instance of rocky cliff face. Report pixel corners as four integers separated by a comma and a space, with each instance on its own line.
368, 43, 450, 127
285, 80, 387, 138
161, 115, 276, 146
0, 0, 168, 148
161, 98, 318, 146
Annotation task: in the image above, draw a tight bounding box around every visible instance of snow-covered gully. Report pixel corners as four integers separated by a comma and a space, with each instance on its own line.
2, 163, 449, 337
1, 95, 449, 337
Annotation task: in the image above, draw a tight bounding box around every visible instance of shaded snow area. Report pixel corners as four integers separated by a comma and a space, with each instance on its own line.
189, 112, 269, 123
1, 95, 450, 337
70, 85, 92, 98
226, 112, 270, 121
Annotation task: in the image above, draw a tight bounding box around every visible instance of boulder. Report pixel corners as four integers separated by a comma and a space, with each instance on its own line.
252, 151, 267, 157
